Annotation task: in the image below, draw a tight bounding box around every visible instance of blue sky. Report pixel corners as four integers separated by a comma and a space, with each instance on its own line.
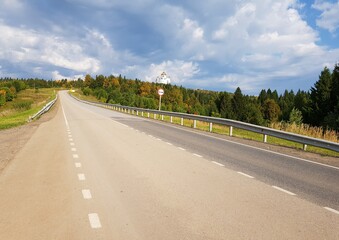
0, 0, 338, 94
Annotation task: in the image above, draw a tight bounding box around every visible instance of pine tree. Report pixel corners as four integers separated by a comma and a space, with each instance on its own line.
310, 66, 332, 126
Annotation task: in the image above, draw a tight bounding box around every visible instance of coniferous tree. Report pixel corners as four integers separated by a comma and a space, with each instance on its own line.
310, 66, 332, 126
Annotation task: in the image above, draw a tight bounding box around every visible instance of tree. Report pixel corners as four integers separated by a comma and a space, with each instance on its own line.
279, 90, 295, 121
262, 99, 281, 123
218, 92, 234, 119
310, 66, 332, 125
232, 87, 246, 121
258, 89, 267, 105
330, 64, 339, 112
289, 107, 303, 125
243, 102, 264, 125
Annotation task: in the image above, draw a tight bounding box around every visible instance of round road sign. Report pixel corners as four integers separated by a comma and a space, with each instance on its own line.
158, 88, 164, 96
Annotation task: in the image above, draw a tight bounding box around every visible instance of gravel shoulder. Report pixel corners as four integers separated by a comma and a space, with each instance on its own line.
0, 99, 59, 174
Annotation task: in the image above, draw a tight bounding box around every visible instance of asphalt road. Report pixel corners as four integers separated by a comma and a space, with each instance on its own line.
0, 90, 338, 239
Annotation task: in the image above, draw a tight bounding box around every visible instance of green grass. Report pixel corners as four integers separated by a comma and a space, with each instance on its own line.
0, 88, 57, 130
73, 90, 339, 158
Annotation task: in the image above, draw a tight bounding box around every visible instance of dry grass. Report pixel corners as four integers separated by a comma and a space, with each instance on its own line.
269, 122, 338, 143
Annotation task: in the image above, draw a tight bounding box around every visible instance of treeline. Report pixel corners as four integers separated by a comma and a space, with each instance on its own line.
80, 64, 339, 131
1, 64, 338, 131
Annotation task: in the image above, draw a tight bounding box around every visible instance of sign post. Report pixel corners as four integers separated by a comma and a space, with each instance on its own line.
158, 88, 164, 111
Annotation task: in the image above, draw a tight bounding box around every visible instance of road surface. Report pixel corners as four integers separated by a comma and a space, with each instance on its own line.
0, 91, 338, 239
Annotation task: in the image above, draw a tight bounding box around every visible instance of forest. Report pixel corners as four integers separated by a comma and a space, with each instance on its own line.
1, 64, 338, 132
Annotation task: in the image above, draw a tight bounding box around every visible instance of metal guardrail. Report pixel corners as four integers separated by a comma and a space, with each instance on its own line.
71, 94, 339, 152
28, 95, 58, 121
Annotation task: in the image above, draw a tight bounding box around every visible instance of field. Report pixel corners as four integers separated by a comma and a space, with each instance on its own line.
0, 88, 57, 130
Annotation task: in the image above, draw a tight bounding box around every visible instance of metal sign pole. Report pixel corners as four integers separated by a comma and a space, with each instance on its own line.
159, 95, 162, 111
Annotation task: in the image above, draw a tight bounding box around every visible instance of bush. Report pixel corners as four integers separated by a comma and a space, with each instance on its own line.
0, 90, 6, 106
13, 100, 33, 110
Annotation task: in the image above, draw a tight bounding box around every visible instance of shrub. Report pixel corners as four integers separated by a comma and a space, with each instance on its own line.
13, 100, 33, 110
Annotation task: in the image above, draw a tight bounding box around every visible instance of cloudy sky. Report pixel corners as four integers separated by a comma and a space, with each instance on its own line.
0, 0, 338, 94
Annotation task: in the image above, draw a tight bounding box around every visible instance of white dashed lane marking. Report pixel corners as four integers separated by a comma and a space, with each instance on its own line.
82, 189, 92, 199
88, 213, 102, 229
178, 147, 186, 151
193, 153, 203, 158
69, 138, 73, 142
73, 154, 79, 159
166, 142, 173, 146
272, 186, 296, 196
75, 162, 81, 168
78, 173, 86, 181
70, 142, 75, 146
212, 161, 224, 167
237, 171, 254, 179
71, 148, 77, 152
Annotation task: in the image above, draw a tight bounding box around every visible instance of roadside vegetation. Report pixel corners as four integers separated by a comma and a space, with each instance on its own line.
0, 88, 56, 129
0, 79, 67, 129
1, 64, 338, 156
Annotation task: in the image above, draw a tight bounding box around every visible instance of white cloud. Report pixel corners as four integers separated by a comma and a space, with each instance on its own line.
2, 0, 23, 10
0, 0, 339, 94
121, 60, 200, 84
0, 22, 101, 74
312, 0, 339, 34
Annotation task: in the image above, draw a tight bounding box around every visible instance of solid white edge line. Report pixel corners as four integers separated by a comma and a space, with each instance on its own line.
114, 121, 129, 128
72, 94, 339, 171
143, 119, 339, 171
78, 173, 86, 181
212, 161, 224, 167
88, 213, 102, 229
324, 207, 339, 215
237, 171, 254, 178
82, 189, 92, 199
272, 186, 296, 196
61, 105, 69, 128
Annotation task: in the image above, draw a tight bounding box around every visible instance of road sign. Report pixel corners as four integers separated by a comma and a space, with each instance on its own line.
158, 88, 164, 96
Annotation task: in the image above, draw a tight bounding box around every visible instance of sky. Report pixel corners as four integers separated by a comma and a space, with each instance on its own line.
0, 0, 339, 95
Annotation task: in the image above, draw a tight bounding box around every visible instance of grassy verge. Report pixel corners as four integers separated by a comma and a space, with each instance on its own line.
71, 89, 339, 158
0, 88, 57, 130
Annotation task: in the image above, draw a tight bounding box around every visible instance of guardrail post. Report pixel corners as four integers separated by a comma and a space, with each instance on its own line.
263, 134, 267, 143
148, 112, 150, 118
193, 120, 197, 128
170, 116, 173, 123
154, 114, 157, 119
128, 109, 130, 114
142, 111, 144, 117
303, 144, 307, 151
209, 122, 213, 132
229, 126, 233, 136
161, 115, 164, 121
136, 110, 139, 116
181, 118, 184, 126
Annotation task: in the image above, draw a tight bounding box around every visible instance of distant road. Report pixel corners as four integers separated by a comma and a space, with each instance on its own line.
0, 90, 338, 240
